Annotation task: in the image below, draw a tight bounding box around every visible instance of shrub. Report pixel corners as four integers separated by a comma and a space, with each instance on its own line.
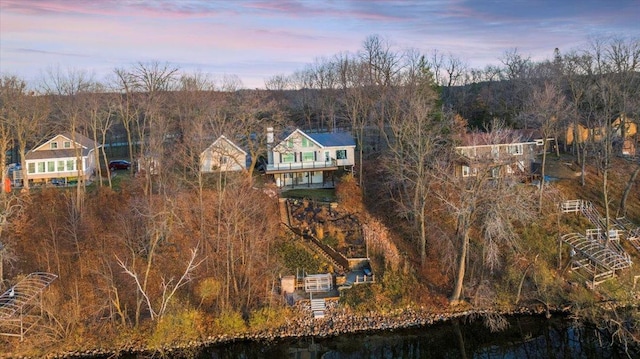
214, 310, 246, 334
196, 277, 222, 308
248, 306, 289, 331
150, 309, 204, 347
340, 284, 377, 312
275, 239, 328, 273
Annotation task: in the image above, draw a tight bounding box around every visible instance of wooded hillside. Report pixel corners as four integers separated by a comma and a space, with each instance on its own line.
0, 35, 639, 355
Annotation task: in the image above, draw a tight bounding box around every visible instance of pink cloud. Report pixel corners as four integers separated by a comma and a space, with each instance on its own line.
2, 0, 637, 89
243, 0, 406, 21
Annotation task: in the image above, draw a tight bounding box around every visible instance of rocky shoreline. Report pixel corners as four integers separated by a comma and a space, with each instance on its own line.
32, 304, 569, 359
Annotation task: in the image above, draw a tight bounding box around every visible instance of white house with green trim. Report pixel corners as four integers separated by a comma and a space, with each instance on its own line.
266, 128, 355, 188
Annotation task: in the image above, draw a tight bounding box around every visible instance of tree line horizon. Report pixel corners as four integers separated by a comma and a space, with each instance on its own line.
0, 33, 638, 353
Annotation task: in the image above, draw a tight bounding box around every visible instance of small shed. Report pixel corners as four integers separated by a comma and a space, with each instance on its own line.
281, 275, 296, 294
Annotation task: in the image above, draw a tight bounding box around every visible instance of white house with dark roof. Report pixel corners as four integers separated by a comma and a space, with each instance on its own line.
23, 132, 100, 185
200, 135, 248, 173
266, 128, 355, 188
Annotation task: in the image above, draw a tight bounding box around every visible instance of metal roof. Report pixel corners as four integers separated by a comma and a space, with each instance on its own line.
307, 132, 356, 147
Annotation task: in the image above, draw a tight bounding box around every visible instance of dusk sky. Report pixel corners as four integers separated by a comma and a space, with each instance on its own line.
1, 0, 639, 89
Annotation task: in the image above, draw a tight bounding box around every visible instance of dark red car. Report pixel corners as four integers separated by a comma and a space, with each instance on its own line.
109, 160, 131, 171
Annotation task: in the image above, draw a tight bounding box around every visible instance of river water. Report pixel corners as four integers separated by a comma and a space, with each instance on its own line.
195, 315, 638, 359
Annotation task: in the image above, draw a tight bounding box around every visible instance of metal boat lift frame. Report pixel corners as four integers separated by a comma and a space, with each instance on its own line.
0, 272, 57, 340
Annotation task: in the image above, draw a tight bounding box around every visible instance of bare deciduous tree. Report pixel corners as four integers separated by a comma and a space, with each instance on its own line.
521, 82, 571, 212
117, 246, 202, 320
41, 67, 95, 214
3, 76, 50, 191
336, 52, 370, 186
381, 58, 443, 265
433, 121, 537, 304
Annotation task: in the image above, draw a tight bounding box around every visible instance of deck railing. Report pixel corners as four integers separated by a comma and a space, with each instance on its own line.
266, 159, 337, 172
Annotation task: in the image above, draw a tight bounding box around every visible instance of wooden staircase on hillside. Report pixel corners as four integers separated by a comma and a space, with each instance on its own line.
279, 199, 349, 273
279, 198, 291, 226
613, 216, 640, 254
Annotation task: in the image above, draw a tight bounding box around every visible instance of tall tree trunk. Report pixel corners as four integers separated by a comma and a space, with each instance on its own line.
18, 146, 29, 191
580, 145, 587, 187
451, 222, 469, 304
419, 201, 426, 265
538, 140, 548, 213
101, 137, 112, 188
603, 118, 612, 240
356, 126, 365, 188
125, 120, 134, 175
619, 164, 640, 217
603, 169, 611, 240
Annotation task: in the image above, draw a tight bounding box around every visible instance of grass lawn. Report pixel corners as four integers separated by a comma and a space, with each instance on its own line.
280, 188, 336, 202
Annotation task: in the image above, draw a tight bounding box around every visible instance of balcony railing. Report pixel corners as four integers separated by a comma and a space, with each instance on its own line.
266, 159, 337, 172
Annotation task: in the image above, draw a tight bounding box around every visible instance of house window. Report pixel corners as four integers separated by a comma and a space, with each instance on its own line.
302, 152, 314, 162
282, 153, 294, 163
336, 150, 347, 160
287, 139, 294, 148
37, 162, 45, 173
462, 165, 477, 177
220, 156, 228, 165
50, 142, 58, 149
508, 144, 523, 155
28, 163, 35, 174
66, 160, 75, 171
324, 151, 330, 161
491, 167, 500, 178
491, 146, 499, 158
302, 138, 312, 148
47, 161, 55, 172
64, 141, 71, 148
462, 165, 471, 177
57, 161, 65, 171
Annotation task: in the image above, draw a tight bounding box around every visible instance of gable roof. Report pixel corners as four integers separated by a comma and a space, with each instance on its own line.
30, 132, 98, 152
277, 128, 355, 148
202, 135, 247, 156
25, 132, 100, 160
279, 129, 323, 148
62, 132, 98, 149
